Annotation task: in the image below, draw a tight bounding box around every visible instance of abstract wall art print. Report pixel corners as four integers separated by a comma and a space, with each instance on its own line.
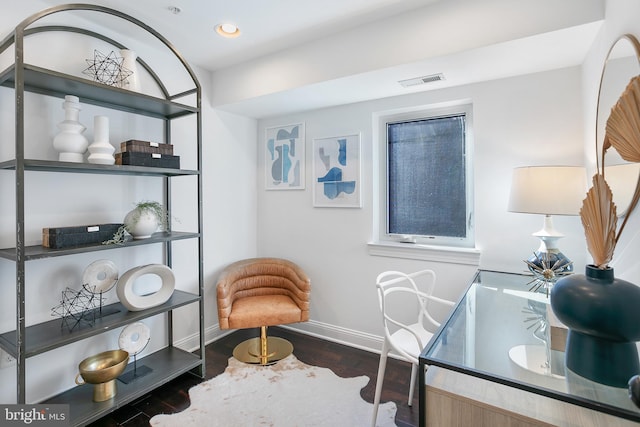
312, 133, 361, 208
265, 123, 305, 190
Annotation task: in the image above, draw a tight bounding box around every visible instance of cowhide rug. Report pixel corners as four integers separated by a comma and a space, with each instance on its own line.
150, 354, 397, 427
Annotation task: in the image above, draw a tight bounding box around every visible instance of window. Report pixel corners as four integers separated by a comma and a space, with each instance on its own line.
376, 103, 474, 248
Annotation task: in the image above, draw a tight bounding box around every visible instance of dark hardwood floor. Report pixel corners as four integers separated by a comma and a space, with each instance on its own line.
89, 327, 418, 427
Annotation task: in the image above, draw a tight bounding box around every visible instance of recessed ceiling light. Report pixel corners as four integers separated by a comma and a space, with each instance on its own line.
216, 23, 241, 38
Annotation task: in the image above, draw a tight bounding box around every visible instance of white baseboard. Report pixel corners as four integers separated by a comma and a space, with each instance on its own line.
178, 320, 407, 362
281, 320, 384, 354
281, 321, 408, 362
177, 323, 232, 352
178, 320, 383, 353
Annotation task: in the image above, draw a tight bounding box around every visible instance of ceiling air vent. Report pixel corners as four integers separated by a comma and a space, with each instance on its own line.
398, 73, 445, 88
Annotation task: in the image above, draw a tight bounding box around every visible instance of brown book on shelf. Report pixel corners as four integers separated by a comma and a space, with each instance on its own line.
120, 139, 174, 155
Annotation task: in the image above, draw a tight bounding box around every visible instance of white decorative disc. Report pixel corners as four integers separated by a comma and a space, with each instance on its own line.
82, 259, 119, 293
118, 322, 150, 356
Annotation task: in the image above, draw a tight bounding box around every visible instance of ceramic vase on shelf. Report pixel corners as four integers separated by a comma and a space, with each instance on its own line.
52, 95, 88, 163
124, 207, 160, 239
87, 115, 115, 165
550, 265, 640, 387
119, 49, 140, 92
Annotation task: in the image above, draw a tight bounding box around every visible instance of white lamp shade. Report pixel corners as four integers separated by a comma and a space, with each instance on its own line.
508, 166, 587, 215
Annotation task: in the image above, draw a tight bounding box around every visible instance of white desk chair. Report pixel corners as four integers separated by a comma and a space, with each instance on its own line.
371, 269, 455, 427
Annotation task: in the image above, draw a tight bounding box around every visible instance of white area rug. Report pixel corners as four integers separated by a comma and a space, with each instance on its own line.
150, 354, 397, 427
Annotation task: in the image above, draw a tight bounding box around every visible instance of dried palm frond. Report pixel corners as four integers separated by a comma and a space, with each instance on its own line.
606, 75, 640, 163
580, 174, 617, 268
604, 74, 640, 246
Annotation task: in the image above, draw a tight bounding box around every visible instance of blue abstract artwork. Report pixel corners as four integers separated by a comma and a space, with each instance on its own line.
265, 123, 305, 190
312, 134, 361, 207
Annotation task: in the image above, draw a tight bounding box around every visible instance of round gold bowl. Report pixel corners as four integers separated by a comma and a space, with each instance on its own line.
75, 349, 129, 401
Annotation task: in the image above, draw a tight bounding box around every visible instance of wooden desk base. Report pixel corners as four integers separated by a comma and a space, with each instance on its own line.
424, 367, 637, 427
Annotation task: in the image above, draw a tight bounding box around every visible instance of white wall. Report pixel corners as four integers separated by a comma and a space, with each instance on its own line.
257, 66, 587, 350
199, 107, 258, 337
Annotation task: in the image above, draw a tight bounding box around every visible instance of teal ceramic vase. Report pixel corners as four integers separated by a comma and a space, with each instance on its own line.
550, 265, 640, 387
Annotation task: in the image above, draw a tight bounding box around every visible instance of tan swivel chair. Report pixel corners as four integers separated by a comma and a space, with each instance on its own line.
216, 257, 311, 365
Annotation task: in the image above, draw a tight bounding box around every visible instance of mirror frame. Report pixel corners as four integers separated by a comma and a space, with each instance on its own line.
595, 34, 640, 218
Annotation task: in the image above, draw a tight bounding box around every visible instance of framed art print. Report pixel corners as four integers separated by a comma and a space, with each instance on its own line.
265, 123, 305, 190
312, 133, 361, 208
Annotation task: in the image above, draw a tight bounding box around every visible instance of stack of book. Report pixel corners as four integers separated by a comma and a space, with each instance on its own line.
115, 139, 180, 168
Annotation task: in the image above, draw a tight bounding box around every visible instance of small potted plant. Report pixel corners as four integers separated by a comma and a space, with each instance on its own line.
104, 200, 168, 244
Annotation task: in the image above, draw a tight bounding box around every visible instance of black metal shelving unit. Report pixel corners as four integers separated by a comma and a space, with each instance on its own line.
0, 4, 205, 426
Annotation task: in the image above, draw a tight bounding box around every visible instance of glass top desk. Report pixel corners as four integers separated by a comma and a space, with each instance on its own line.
419, 270, 640, 425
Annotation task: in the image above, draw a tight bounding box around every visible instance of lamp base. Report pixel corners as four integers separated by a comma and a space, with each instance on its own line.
525, 249, 573, 296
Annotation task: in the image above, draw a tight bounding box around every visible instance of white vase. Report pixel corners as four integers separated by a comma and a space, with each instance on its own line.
87, 115, 115, 165
119, 49, 140, 92
52, 95, 88, 163
124, 208, 159, 239
116, 264, 175, 311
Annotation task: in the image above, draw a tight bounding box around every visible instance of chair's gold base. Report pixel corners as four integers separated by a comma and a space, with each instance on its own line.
233, 327, 293, 365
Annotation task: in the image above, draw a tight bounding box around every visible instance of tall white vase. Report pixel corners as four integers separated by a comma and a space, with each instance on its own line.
88, 115, 115, 165
52, 95, 88, 163
119, 49, 140, 92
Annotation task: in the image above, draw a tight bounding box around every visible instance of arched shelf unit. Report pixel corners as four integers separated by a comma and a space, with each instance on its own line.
0, 4, 204, 425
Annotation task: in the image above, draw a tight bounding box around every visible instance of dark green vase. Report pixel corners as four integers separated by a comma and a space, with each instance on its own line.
550, 265, 640, 387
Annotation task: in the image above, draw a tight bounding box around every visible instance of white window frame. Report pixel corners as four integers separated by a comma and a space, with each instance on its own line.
371, 101, 478, 261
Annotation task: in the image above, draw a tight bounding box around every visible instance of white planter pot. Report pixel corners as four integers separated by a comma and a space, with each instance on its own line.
124, 208, 159, 239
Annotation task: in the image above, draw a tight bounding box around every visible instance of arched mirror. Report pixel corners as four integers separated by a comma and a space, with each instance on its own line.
596, 34, 640, 215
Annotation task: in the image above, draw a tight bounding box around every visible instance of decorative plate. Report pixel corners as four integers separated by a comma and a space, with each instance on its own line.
118, 321, 151, 356
82, 259, 119, 293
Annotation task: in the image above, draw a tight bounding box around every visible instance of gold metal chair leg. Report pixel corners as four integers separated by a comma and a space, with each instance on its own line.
233, 326, 294, 365
250, 326, 276, 364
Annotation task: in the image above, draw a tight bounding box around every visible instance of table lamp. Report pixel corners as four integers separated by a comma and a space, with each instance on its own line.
508, 166, 587, 294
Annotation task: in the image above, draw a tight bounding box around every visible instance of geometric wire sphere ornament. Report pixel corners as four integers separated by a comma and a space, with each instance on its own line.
82, 49, 132, 87
50, 284, 107, 331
